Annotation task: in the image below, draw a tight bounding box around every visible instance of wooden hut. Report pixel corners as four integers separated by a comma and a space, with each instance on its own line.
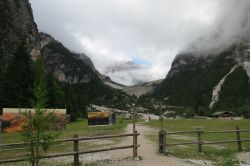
212, 111, 236, 119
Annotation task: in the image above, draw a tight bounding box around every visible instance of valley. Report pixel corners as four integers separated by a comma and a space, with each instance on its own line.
0, 0, 250, 165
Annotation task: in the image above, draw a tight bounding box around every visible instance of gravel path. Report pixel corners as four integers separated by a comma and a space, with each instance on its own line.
97, 124, 194, 166
237, 152, 250, 166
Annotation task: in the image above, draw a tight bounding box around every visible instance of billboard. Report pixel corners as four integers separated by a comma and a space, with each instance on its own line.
88, 112, 112, 126
2, 108, 67, 133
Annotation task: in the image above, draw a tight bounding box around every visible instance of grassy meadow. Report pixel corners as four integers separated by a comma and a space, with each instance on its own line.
144, 119, 250, 165
0, 118, 130, 161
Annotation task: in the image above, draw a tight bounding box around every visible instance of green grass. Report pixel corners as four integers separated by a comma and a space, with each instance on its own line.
144, 119, 250, 164
146, 119, 250, 131
0, 118, 130, 160
1, 118, 130, 143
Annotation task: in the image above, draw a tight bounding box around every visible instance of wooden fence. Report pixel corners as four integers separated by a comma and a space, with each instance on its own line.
0, 132, 139, 165
159, 126, 250, 153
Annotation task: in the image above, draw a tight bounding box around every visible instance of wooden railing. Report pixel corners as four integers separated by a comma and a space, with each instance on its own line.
0, 132, 139, 165
159, 127, 250, 153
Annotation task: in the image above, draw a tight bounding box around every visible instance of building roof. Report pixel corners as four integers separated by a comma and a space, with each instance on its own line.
212, 111, 236, 116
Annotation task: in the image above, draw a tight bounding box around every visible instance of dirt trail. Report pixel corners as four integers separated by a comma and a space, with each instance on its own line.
102, 123, 193, 166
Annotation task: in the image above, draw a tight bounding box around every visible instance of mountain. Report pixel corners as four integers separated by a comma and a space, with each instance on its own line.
122, 80, 163, 97
153, 40, 250, 116
103, 77, 162, 97
40, 33, 96, 84
39, 34, 132, 108
0, 0, 132, 119
102, 75, 127, 90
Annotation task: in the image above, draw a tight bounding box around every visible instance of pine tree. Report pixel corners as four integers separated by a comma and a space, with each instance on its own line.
47, 74, 65, 108
3, 42, 34, 108
22, 58, 59, 166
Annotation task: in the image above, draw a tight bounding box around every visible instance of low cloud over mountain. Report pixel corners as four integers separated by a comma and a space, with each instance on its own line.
30, 0, 250, 85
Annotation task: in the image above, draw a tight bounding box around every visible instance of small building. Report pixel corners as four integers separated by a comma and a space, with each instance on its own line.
212, 111, 236, 119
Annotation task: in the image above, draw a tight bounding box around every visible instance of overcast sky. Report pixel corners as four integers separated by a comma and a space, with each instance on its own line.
30, 0, 250, 85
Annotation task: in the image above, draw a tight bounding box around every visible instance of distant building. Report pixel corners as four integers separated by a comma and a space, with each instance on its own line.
212, 111, 236, 119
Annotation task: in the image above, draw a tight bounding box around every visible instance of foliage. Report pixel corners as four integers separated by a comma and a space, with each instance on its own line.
33, 58, 48, 107
196, 106, 207, 116
137, 96, 158, 114
62, 83, 88, 121
184, 107, 195, 117
0, 39, 65, 112
0, 1, 12, 38
47, 74, 65, 108
238, 105, 250, 119
22, 58, 59, 166
3, 42, 34, 108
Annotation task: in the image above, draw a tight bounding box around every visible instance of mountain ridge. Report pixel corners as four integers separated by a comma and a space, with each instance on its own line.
0, 0, 133, 118
153, 39, 250, 116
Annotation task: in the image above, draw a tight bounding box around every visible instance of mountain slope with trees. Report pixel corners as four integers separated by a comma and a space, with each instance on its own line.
151, 41, 250, 117
0, 0, 132, 119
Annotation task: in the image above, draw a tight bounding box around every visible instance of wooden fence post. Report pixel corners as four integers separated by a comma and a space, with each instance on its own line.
29, 111, 35, 166
197, 128, 202, 153
73, 134, 80, 166
159, 130, 166, 154
236, 126, 242, 152
133, 130, 138, 158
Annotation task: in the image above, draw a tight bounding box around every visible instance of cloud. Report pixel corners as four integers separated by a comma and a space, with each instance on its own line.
187, 0, 250, 53
30, 0, 249, 85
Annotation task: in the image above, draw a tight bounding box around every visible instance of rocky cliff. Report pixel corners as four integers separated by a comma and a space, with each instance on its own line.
0, 0, 38, 67
0, 0, 133, 115
0, 0, 101, 84
39, 34, 93, 84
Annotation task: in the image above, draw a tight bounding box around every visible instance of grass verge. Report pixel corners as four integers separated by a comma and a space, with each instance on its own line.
0, 118, 131, 161
144, 119, 250, 165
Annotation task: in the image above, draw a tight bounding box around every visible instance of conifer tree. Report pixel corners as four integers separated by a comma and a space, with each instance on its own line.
47, 74, 65, 108
3, 42, 34, 108
22, 58, 59, 166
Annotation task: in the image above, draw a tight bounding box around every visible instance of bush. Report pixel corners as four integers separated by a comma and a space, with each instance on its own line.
184, 107, 195, 118
239, 105, 250, 119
